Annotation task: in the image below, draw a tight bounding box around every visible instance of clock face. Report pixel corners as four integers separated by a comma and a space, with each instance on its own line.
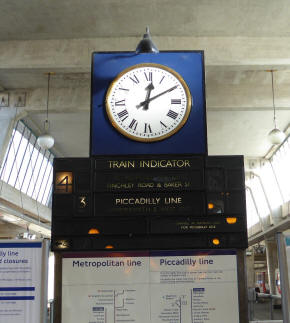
105, 63, 192, 142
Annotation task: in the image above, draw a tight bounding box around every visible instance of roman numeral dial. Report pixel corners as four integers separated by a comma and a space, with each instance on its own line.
117, 109, 129, 121
128, 119, 138, 130
106, 63, 192, 142
167, 109, 178, 119
144, 123, 152, 133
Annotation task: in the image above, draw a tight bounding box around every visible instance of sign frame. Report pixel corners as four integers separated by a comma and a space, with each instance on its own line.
53, 249, 248, 323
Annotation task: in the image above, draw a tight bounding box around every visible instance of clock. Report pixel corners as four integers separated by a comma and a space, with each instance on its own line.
105, 63, 192, 142
91, 51, 207, 155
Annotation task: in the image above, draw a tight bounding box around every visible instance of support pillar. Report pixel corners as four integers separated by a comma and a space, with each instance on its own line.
246, 251, 255, 288
237, 249, 249, 323
265, 238, 278, 295
276, 232, 290, 322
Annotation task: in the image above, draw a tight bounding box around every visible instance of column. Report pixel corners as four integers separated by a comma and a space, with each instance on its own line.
265, 238, 278, 295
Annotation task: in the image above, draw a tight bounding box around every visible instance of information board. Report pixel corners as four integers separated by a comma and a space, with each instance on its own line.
0, 240, 48, 323
52, 155, 248, 251
62, 250, 239, 323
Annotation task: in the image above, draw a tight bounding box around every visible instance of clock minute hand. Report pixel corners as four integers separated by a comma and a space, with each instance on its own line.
136, 85, 178, 108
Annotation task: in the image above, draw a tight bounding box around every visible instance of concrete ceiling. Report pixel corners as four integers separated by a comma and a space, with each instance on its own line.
2, 0, 290, 40
0, 0, 290, 162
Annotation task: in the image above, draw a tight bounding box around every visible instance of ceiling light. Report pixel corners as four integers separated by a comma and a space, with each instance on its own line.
136, 27, 159, 54
37, 134, 54, 150
267, 70, 286, 145
37, 72, 55, 150
268, 128, 286, 145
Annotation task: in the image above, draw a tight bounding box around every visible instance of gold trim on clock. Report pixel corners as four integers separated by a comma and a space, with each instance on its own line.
105, 63, 192, 142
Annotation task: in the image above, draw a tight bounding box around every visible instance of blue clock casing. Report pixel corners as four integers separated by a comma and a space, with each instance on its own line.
90, 51, 207, 155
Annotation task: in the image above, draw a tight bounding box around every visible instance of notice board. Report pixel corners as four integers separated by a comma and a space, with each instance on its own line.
62, 249, 239, 323
0, 240, 49, 323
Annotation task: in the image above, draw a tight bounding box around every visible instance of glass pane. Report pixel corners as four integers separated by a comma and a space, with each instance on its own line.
41, 165, 53, 205
256, 162, 283, 209
0, 129, 16, 179
13, 129, 31, 189
247, 177, 270, 218
19, 138, 36, 191
2, 130, 22, 183
271, 140, 290, 202
17, 140, 34, 187
27, 149, 45, 197
246, 189, 260, 228
33, 151, 50, 201
45, 185, 53, 207
25, 147, 41, 196
0, 120, 55, 206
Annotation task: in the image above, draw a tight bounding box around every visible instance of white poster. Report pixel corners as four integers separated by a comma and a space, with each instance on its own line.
0, 240, 44, 323
62, 250, 240, 323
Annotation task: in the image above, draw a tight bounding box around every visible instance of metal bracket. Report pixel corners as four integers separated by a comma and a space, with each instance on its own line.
0, 93, 9, 107
14, 93, 26, 107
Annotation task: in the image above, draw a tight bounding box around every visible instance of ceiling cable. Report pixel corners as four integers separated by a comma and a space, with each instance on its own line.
270, 70, 277, 129
36, 72, 55, 149
46, 73, 51, 123
267, 70, 286, 145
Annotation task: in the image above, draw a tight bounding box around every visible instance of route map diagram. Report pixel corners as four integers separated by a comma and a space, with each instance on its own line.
88, 289, 138, 323
62, 251, 240, 323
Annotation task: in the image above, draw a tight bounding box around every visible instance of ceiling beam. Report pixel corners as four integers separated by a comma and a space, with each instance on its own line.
18, 84, 290, 113
248, 217, 290, 246
1, 37, 290, 71
208, 107, 290, 112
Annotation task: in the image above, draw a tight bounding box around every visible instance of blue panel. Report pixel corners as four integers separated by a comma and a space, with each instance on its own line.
0, 287, 35, 291
0, 296, 35, 300
0, 242, 42, 248
91, 51, 207, 155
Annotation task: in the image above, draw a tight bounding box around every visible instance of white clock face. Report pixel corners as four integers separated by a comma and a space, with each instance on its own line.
105, 63, 192, 142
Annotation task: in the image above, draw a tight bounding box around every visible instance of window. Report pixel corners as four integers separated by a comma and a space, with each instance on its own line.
256, 161, 283, 209
246, 135, 290, 229
271, 136, 290, 202
0, 121, 54, 206
246, 188, 260, 228
247, 176, 270, 218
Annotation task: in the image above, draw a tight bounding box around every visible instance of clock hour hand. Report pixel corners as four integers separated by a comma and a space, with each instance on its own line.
143, 83, 154, 111
136, 85, 178, 109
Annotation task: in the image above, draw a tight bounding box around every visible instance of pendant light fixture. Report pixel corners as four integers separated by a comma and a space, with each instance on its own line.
136, 26, 159, 54
37, 72, 55, 150
267, 70, 286, 145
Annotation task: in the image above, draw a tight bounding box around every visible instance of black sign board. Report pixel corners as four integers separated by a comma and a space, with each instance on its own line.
51, 155, 248, 251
